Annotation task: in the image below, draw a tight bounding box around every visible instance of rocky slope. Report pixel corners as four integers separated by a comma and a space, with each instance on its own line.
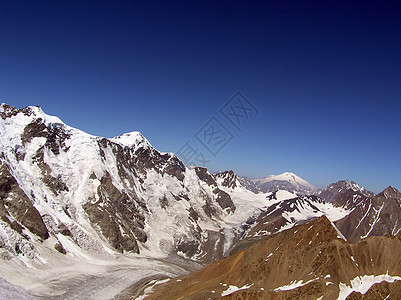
145, 216, 401, 300
334, 186, 401, 242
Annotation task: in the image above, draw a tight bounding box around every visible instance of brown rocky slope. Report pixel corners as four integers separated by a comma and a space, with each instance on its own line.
145, 216, 401, 300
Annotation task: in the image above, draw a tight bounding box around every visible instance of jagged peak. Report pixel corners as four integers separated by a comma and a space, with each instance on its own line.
378, 186, 401, 199
331, 179, 366, 189
322, 179, 374, 198
214, 170, 239, 189
214, 170, 237, 178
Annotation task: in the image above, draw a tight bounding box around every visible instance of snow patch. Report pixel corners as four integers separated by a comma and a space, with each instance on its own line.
274, 278, 318, 291
338, 274, 401, 300
221, 284, 254, 296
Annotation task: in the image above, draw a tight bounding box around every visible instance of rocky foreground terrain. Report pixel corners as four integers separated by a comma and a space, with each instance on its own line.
146, 216, 401, 300
0, 104, 400, 299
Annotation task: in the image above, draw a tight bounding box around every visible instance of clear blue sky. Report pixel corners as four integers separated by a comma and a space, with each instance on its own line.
1, 1, 400, 193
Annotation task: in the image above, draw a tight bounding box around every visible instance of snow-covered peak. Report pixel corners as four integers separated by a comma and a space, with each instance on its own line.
110, 131, 152, 150
250, 172, 318, 195
0, 103, 64, 125
253, 172, 316, 189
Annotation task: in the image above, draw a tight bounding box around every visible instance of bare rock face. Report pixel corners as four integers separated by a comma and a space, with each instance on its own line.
146, 216, 401, 300
214, 170, 238, 189
32, 146, 69, 196
126, 139, 186, 181
83, 172, 146, 253
0, 162, 48, 240
195, 167, 236, 213
320, 180, 374, 203
213, 188, 235, 212
332, 188, 368, 210
335, 186, 401, 242
54, 242, 66, 254
195, 167, 216, 186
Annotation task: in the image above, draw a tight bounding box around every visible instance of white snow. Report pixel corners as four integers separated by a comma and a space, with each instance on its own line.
338, 273, 401, 300
361, 203, 385, 239
0, 277, 34, 300
221, 283, 253, 296
274, 278, 318, 291
252, 172, 316, 189
110, 131, 152, 150
280, 198, 350, 229
136, 278, 170, 300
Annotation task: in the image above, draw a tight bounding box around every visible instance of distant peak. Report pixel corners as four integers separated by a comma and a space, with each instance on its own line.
255, 172, 316, 188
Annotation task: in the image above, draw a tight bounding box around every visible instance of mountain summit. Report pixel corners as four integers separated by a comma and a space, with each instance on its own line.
0, 104, 247, 263
252, 172, 318, 195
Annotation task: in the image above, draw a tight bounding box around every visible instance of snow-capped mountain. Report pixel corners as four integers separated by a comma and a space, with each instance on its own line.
240, 183, 401, 244
319, 179, 374, 203
241, 194, 349, 240
0, 103, 265, 267
252, 172, 319, 195
1, 103, 401, 299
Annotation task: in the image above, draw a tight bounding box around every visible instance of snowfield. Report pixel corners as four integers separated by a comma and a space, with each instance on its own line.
0, 252, 198, 300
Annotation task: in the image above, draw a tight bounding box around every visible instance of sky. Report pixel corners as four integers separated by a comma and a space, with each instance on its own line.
1, 1, 400, 193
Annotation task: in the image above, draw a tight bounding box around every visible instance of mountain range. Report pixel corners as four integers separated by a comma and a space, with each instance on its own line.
0, 103, 400, 299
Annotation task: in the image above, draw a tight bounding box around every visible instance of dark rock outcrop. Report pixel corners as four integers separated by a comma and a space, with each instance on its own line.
83, 172, 147, 253
0, 162, 49, 240
335, 186, 401, 242
214, 170, 238, 189
320, 180, 374, 203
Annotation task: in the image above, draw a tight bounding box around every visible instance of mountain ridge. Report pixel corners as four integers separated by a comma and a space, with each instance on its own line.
1, 103, 401, 299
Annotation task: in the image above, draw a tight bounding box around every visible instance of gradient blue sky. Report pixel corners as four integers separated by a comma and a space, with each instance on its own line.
1, 1, 400, 193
